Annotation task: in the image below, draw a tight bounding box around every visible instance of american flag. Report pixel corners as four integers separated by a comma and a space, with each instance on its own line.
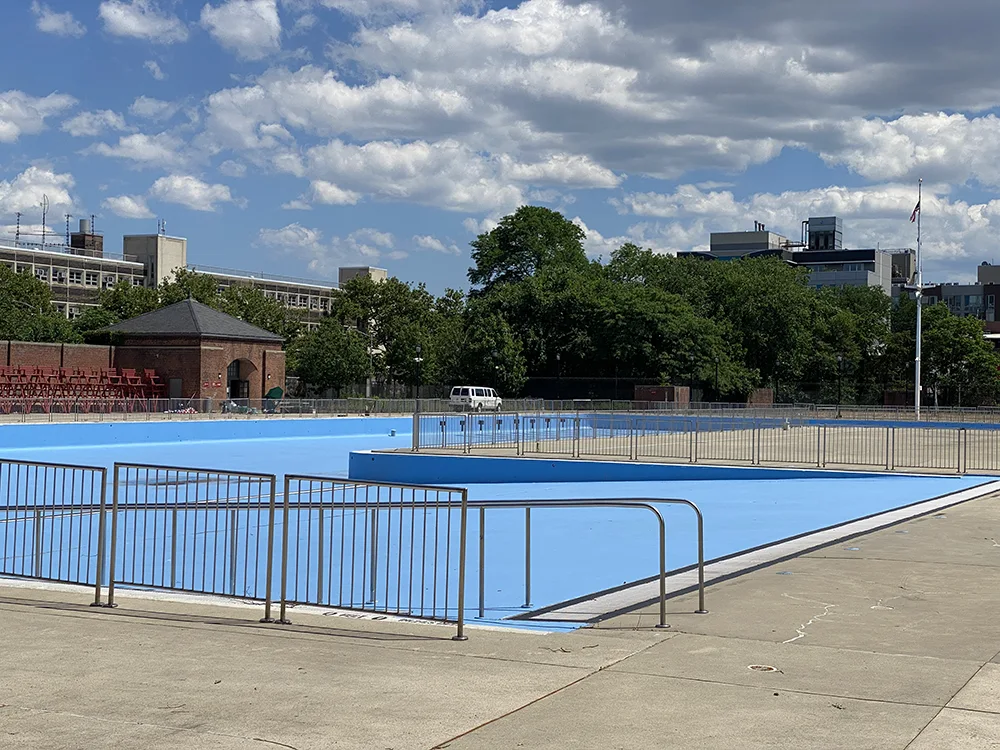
910, 201, 921, 223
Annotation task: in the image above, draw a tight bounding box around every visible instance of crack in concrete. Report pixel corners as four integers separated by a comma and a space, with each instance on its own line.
781, 594, 837, 644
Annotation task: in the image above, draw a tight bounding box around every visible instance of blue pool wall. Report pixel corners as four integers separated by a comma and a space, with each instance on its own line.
348, 450, 894, 485
0, 416, 413, 451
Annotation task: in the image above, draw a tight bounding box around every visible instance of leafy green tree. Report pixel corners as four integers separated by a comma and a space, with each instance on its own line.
469, 206, 590, 295
219, 285, 302, 342
290, 319, 370, 395
457, 304, 528, 394
158, 270, 221, 307
0, 266, 80, 342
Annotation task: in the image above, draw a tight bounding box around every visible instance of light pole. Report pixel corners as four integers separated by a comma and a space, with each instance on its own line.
714, 356, 720, 401
836, 354, 844, 419
414, 343, 423, 413
555, 352, 561, 401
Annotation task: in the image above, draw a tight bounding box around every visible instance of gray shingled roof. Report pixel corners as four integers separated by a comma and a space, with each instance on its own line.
103, 299, 284, 342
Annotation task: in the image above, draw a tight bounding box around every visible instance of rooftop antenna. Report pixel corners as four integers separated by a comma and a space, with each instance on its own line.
65, 213, 72, 246
40, 194, 49, 248
14, 212, 21, 245
90, 214, 96, 235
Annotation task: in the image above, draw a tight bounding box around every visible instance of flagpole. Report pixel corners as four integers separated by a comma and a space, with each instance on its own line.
914, 178, 923, 420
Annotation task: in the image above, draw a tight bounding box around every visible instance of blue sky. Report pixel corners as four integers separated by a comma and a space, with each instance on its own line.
3, 0, 1000, 294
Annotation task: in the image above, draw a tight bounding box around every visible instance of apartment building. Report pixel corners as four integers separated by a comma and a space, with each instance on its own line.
678, 216, 915, 294
1, 221, 387, 328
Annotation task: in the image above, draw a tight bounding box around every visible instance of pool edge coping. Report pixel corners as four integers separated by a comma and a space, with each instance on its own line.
519, 479, 1000, 624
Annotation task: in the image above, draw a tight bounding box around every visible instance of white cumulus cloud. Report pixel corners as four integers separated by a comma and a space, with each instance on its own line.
0, 90, 77, 142
129, 96, 180, 121
149, 175, 235, 211
99, 0, 189, 43
258, 223, 397, 275
0, 166, 75, 219
103, 194, 155, 219
201, 0, 281, 61
31, 1, 86, 37
413, 234, 461, 254
61, 110, 128, 137
90, 132, 186, 168
144, 60, 166, 80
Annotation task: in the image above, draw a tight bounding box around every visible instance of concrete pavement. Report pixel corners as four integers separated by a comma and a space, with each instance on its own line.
2, 491, 1000, 748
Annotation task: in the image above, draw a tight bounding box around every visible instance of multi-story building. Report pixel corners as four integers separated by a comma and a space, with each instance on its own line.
679, 216, 915, 294
0, 221, 388, 328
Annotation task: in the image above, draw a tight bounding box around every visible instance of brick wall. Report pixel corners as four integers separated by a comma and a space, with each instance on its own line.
114, 337, 203, 400
9, 342, 63, 369
263, 348, 286, 397
62, 343, 113, 370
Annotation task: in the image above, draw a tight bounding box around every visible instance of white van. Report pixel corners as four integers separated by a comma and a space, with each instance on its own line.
450, 386, 503, 411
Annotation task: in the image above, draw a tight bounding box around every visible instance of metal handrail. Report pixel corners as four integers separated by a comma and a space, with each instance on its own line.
470, 497, 707, 628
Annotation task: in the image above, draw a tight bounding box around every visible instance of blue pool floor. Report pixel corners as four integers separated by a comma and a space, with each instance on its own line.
0, 425, 991, 629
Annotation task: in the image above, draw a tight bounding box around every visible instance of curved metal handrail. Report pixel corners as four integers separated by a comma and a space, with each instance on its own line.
471, 496, 707, 628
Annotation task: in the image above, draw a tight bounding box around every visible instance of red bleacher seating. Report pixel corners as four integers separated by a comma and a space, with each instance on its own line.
0, 366, 167, 414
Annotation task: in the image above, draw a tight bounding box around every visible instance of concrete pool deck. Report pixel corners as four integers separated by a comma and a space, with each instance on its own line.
3, 489, 1000, 748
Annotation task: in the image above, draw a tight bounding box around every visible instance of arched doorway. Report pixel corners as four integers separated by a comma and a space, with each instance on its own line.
226, 359, 258, 400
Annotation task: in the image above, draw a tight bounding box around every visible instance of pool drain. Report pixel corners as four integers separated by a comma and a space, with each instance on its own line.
748, 665, 778, 673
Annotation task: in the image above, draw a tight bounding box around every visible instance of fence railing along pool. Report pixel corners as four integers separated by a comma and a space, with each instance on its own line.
412, 411, 1000, 475
0, 457, 703, 638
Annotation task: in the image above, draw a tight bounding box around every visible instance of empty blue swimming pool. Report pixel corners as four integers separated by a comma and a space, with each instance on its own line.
0, 417, 991, 629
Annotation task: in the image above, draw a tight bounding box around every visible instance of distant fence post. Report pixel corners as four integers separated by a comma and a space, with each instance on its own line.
412, 411, 420, 452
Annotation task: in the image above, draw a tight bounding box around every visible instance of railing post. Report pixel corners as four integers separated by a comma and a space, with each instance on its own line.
691, 418, 698, 463
170, 506, 178, 591
885, 426, 891, 471
573, 416, 580, 458
105, 464, 120, 608
478, 506, 486, 619
522, 507, 531, 608
412, 411, 420, 452
277, 474, 292, 624
889, 426, 895, 471
316, 506, 325, 604
261, 477, 279, 622
656, 510, 667, 629
958, 428, 965, 474
91, 468, 108, 607
629, 415, 637, 461
820, 425, 826, 467
229, 508, 238, 596
33, 508, 43, 578
452, 490, 469, 641
368, 507, 378, 605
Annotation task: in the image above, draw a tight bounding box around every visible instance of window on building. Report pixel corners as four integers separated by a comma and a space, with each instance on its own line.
309, 297, 319, 310
320, 298, 329, 312
67, 306, 80, 320
16, 264, 31, 274
103, 274, 116, 288
54, 303, 65, 316
69, 270, 83, 284
132, 277, 144, 287
34, 268, 48, 281
989, 295, 996, 308
85, 271, 99, 287
53, 269, 66, 284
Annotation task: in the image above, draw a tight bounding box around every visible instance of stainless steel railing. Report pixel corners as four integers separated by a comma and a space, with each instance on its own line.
277, 476, 470, 640
107, 463, 279, 613
0, 460, 710, 639
413, 412, 1000, 475
0, 459, 108, 605
470, 498, 707, 629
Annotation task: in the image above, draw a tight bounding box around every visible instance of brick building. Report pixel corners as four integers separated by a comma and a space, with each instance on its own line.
105, 299, 285, 401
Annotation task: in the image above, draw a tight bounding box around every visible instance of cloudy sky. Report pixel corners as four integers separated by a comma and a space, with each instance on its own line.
2, 0, 998, 292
